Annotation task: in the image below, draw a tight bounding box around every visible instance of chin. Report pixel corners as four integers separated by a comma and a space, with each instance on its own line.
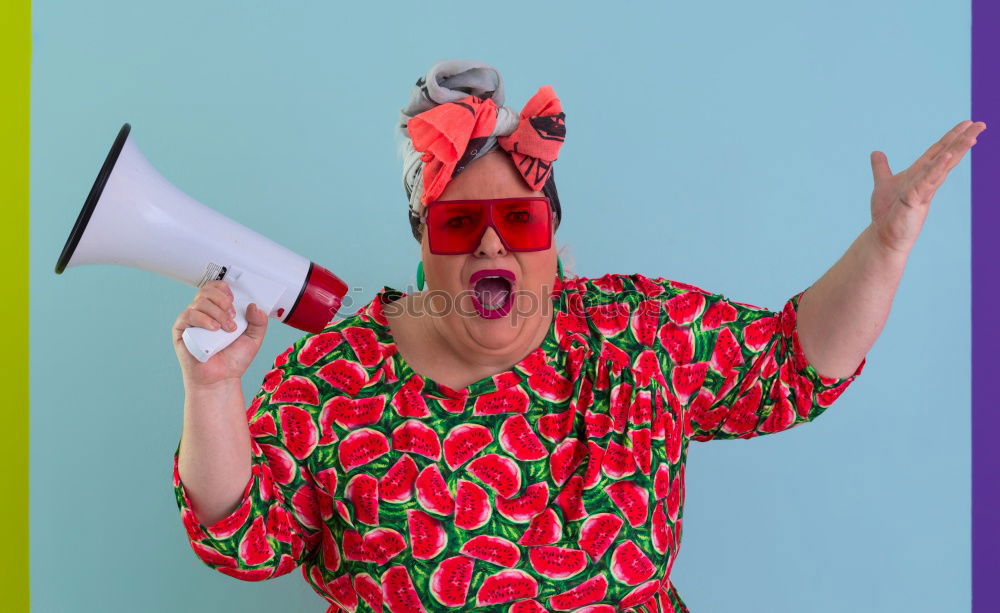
466, 320, 525, 354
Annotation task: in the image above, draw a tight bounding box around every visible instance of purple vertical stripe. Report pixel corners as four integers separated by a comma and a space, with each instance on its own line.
972, 0, 998, 610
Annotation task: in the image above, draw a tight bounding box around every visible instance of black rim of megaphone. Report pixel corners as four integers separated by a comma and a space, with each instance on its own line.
55, 123, 131, 274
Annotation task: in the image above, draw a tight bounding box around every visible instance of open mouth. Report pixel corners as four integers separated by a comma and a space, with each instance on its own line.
469, 269, 516, 319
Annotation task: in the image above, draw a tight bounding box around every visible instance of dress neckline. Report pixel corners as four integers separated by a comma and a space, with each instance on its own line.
370, 282, 565, 400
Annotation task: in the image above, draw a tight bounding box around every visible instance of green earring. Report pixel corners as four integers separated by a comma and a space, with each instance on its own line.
416, 261, 425, 291
557, 256, 564, 280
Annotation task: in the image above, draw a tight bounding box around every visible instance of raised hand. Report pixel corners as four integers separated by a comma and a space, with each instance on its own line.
869, 120, 987, 255
172, 280, 270, 389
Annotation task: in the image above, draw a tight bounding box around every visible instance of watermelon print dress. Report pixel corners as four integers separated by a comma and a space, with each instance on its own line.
173, 273, 866, 612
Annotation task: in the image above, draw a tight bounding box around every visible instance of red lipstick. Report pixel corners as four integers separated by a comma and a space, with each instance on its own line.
469, 269, 516, 319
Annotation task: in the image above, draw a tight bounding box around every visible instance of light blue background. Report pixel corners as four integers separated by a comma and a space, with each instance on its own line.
31, 1, 969, 611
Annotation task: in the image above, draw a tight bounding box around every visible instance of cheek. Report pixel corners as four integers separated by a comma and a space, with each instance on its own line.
521, 251, 557, 285
422, 254, 466, 288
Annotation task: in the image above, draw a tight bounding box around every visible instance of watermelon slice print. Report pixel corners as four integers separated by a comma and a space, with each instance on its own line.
665, 292, 705, 325
460, 535, 521, 568
610, 540, 656, 585
298, 332, 344, 367
549, 574, 609, 610
381, 565, 427, 613
174, 273, 862, 612
476, 569, 539, 607
454, 479, 492, 530
353, 573, 383, 613
269, 375, 320, 406
587, 303, 630, 337
443, 423, 494, 470
518, 508, 562, 546
429, 555, 474, 608
499, 415, 548, 461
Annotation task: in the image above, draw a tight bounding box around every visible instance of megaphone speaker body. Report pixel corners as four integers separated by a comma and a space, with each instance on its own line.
56, 124, 348, 363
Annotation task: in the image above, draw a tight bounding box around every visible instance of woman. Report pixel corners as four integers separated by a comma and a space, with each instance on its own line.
171, 60, 985, 612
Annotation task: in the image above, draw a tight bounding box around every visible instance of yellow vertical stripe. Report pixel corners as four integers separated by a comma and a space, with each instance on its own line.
0, 0, 30, 609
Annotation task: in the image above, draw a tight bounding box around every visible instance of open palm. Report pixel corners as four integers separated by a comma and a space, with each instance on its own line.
869, 120, 986, 255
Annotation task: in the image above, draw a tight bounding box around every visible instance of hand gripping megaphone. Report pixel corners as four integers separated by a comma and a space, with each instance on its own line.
55, 123, 348, 363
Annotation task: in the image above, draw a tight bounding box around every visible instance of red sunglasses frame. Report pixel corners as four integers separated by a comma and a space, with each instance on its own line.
420, 197, 554, 255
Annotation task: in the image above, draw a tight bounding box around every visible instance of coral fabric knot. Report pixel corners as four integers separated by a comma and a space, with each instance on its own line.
406, 85, 565, 205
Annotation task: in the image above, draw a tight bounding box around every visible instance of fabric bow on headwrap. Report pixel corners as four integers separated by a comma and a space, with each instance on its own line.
397, 60, 565, 238
407, 85, 565, 205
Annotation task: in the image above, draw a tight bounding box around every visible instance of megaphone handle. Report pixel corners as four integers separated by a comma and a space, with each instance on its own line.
181, 268, 286, 363
181, 289, 251, 363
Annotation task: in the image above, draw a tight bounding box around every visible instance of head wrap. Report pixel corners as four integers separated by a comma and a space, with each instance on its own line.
396, 59, 565, 241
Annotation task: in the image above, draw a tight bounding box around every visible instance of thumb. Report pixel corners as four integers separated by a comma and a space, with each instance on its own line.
870, 151, 892, 183
242, 303, 268, 342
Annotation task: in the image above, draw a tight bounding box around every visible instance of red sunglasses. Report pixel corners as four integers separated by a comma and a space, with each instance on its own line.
421, 197, 554, 255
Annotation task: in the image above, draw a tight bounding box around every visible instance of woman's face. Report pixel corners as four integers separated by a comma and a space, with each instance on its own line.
419, 149, 558, 355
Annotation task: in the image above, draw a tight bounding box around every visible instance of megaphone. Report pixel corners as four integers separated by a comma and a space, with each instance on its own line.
55, 123, 348, 363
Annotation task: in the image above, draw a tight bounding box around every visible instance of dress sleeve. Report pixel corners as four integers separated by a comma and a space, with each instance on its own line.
676, 284, 866, 442
173, 330, 350, 581
586, 273, 866, 443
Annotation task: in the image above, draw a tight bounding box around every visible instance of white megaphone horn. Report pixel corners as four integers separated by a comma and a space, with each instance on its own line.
55, 123, 348, 363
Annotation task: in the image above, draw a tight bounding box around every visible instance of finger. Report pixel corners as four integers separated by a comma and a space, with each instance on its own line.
206, 282, 234, 303
182, 307, 225, 332
242, 304, 268, 341
915, 120, 972, 167
905, 151, 953, 206
942, 124, 985, 170
201, 282, 234, 308
210, 280, 234, 297
199, 302, 236, 331
870, 151, 892, 182
919, 150, 953, 189
193, 299, 237, 331
198, 290, 237, 318
929, 151, 953, 186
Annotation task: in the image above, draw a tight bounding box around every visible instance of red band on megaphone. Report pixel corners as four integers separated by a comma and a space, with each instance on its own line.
284, 263, 348, 333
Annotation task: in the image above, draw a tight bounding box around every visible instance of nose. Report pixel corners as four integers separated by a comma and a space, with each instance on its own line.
475, 226, 507, 258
